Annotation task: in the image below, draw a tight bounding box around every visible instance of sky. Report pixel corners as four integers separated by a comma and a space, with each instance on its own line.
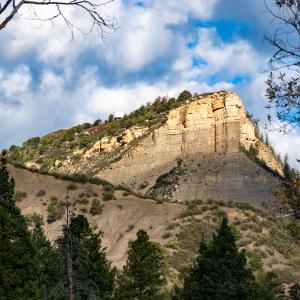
0, 0, 299, 168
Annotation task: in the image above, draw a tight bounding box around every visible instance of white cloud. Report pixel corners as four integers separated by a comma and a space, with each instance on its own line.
0, 65, 32, 98
0, 0, 299, 172
268, 130, 300, 169
193, 28, 260, 77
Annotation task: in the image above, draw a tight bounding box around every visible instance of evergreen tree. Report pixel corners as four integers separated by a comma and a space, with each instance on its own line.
283, 154, 292, 180
29, 216, 63, 299
177, 90, 192, 102
175, 217, 258, 300
57, 213, 115, 299
0, 151, 39, 299
115, 229, 166, 300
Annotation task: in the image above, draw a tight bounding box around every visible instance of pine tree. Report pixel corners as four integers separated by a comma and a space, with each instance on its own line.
57, 213, 115, 299
175, 217, 258, 300
29, 217, 63, 299
115, 229, 166, 300
0, 151, 39, 299
177, 90, 192, 102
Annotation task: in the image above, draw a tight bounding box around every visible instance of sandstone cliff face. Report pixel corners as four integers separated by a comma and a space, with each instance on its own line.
95, 92, 283, 205
18, 91, 283, 205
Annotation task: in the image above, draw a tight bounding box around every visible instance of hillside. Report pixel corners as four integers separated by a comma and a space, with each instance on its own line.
8, 91, 284, 206
6, 88, 299, 285
9, 164, 300, 285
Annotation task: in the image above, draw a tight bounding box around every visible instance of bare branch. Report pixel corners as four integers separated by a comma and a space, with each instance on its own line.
0, 0, 116, 38
265, 0, 300, 131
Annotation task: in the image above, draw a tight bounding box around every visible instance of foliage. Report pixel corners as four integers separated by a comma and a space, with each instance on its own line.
177, 90, 192, 102
47, 197, 64, 223
103, 191, 115, 201
90, 198, 103, 215
289, 283, 300, 300
7, 90, 194, 168
274, 157, 300, 213
31, 220, 63, 299
115, 229, 166, 300
57, 214, 115, 299
0, 152, 39, 299
249, 252, 263, 270
256, 271, 286, 300
14, 190, 27, 201
240, 146, 282, 178
174, 217, 259, 300
265, 0, 300, 130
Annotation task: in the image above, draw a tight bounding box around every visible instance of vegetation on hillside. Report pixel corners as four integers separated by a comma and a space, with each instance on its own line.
2, 151, 300, 299
166, 199, 300, 286
7, 90, 193, 172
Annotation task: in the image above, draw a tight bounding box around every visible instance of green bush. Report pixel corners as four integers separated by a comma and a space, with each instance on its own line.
14, 190, 27, 202
25, 213, 44, 227
47, 198, 64, 223
162, 232, 172, 239
103, 191, 115, 201
89, 199, 103, 215
177, 90, 192, 102
250, 252, 263, 270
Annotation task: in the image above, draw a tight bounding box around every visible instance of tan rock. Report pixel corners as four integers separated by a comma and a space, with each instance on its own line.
24, 162, 40, 171
100, 136, 120, 152
84, 141, 101, 158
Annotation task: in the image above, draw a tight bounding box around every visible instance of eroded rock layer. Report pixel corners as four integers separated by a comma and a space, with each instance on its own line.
95, 92, 283, 205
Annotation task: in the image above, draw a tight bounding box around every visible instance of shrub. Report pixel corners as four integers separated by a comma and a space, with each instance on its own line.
127, 224, 135, 232
25, 213, 44, 227
36, 190, 46, 197
67, 183, 78, 191
103, 184, 114, 192
123, 191, 130, 197
177, 90, 192, 102
90, 199, 103, 215
162, 232, 172, 239
47, 198, 64, 223
139, 181, 148, 189
103, 191, 115, 201
78, 197, 89, 205
166, 223, 178, 231
14, 190, 27, 202
250, 252, 263, 270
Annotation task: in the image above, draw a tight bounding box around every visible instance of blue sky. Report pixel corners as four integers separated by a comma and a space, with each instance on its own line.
0, 0, 299, 167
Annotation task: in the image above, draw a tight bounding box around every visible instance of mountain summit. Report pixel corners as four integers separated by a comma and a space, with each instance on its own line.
9, 91, 283, 206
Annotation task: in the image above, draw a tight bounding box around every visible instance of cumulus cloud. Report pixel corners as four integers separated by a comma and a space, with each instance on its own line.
0, 65, 32, 98
0, 0, 299, 171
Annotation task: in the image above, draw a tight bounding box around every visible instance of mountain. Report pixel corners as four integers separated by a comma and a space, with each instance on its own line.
8, 91, 283, 207
6, 90, 300, 285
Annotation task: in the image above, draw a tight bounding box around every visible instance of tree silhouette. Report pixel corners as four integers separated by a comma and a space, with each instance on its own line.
0, 0, 116, 36
175, 217, 258, 300
0, 151, 39, 299
115, 229, 166, 300
265, 0, 300, 131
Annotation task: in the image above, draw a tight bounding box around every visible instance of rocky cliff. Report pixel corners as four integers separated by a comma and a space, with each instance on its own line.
95, 91, 283, 205
9, 91, 284, 206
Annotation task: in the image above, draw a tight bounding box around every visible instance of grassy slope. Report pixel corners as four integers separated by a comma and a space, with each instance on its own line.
10, 165, 300, 285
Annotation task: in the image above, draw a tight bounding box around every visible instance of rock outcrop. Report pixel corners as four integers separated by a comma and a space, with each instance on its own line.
16, 91, 283, 206
95, 91, 283, 205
